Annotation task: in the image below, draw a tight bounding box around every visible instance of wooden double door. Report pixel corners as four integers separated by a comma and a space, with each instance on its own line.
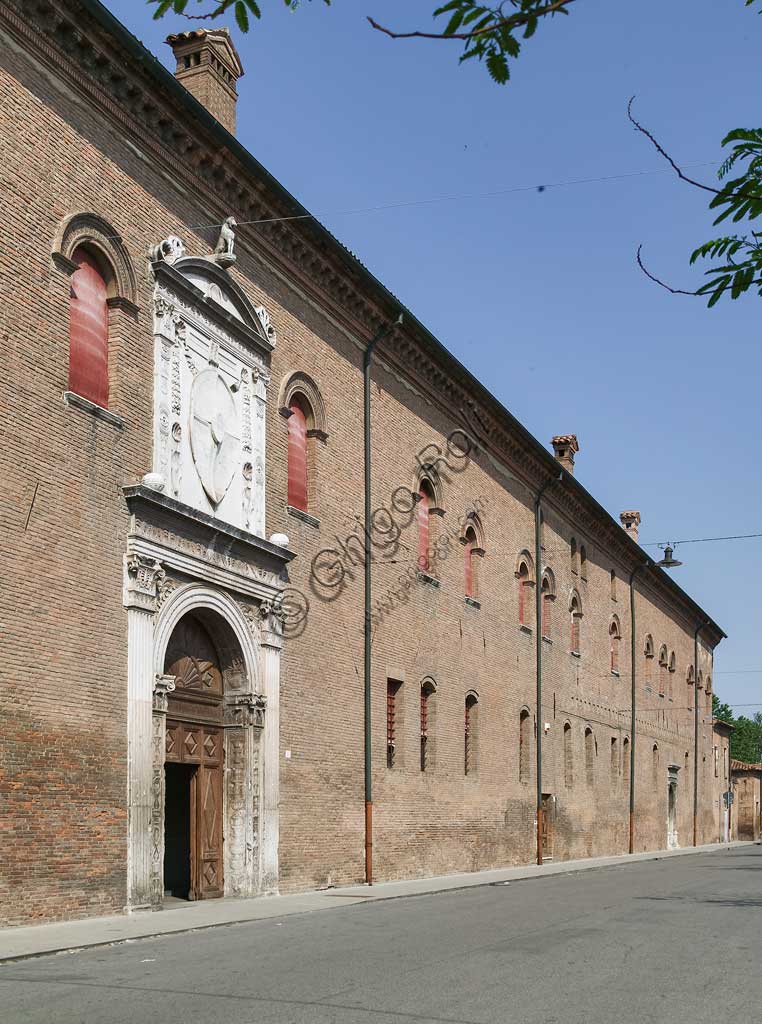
165, 720, 224, 900
163, 614, 225, 901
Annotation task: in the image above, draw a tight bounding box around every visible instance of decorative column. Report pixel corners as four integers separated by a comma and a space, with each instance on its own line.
123, 555, 165, 910
224, 693, 266, 897
149, 674, 176, 907
259, 599, 285, 894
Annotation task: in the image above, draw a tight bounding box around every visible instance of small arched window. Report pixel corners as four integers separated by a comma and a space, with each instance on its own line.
465, 692, 479, 775
420, 679, 436, 772
668, 651, 676, 701
623, 737, 630, 791
610, 569, 617, 601
609, 617, 621, 674
658, 646, 668, 697
705, 675, 713, 715
570, 537, 578, 575
464, 525, 477, 598
585, 727, 595, 785
516, 553, 534, 628
580, 545, 588, 580
644, 635, 655, 692
570, 591, 583, 654
417, 478, 436, 573
519, 708, 531, 782
541, 570, 555, 638
652, 743, 660, 788
611, 736, 619, 786
564, 722, 573, 787
69, 246, 110, 408
287, 395, 310, 512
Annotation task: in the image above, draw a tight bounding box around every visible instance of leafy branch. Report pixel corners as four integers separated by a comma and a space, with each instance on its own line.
148, 0, 330, 34
368, 1, 575, 84
629, 97, 762, 307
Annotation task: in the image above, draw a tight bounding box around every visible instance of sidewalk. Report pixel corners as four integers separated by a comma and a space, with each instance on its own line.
0, 841, 750, 963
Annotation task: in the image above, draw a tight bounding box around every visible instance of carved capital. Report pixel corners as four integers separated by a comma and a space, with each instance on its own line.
124, 555, 166, 611
225, 692, 266, 729
153, 673, 176, 713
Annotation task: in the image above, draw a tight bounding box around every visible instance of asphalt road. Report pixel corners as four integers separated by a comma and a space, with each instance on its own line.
3, 846, 761, 1024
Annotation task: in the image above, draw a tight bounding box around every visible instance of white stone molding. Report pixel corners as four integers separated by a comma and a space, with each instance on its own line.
124, 554, 166, 612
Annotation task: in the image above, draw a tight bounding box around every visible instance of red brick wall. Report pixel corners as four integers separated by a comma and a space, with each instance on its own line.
0, 15, 722, 925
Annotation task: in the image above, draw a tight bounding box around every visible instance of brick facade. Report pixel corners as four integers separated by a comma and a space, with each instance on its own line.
0, 0, 725, 926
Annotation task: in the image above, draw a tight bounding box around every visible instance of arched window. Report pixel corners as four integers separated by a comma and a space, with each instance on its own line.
585, 727, 595, 785
611, 736, 619, 786
623, 737, 630, 791
610, 569, 617, 601
564, 722, 573, 787
580, 545, 588, 580
705, 675, 713, 716
516, 552, 534, 628
609, 617, 621, 674
644, 635, 654, 692
417, 478, 435, 573
658, 646, 668, 697
570, 591, 583, 654
280, 371, 327, 517
541, 570, 555, 638
386, 679, 403, 769
570, 537, 578, 575
287, 395, 310, 512
668, 651, 676, 701
465, 692, 479, 775
519, 708, 531, 782
420, 679, 436, 772
69, 246, 110, 408
55, 212, 137, 415
652, 743, 660, 788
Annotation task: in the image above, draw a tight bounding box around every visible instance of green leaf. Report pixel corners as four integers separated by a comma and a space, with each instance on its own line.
235, 0, 249, 31
486, 50, 509, 84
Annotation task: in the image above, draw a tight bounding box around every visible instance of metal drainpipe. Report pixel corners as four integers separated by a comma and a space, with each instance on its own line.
535, 473, 562, 866
693, 619, 709, 847
628, 560, 652, 854
363, 313, 403, 886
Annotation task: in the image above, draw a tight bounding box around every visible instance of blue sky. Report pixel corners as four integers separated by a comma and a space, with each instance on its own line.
105, 0, 761, 710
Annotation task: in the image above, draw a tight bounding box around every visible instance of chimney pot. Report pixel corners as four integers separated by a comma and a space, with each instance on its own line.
166, 28, 244, 135
551, 434, 579, 475
620, 510, 641, 543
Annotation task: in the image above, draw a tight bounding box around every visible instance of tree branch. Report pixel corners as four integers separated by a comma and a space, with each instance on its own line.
367, 0, 575, 43
636, 244, 762, 297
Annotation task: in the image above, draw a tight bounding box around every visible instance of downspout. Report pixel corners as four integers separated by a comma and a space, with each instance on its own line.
535, 472, 562, 866
693, 619, 709, 847
628, 560, 652, 854
363, 313, 403, 885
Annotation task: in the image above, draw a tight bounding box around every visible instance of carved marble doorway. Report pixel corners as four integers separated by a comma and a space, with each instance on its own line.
163, 613, 226, 900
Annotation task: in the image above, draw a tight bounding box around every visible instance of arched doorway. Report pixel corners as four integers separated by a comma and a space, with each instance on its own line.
163, 612, 233, 900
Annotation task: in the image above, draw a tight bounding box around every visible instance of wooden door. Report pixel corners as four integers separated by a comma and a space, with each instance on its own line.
165, 721, 224, 900
195, 730, 223, 899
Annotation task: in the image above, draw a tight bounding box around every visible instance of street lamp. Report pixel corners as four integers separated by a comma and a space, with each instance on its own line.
656, 543, 683, 568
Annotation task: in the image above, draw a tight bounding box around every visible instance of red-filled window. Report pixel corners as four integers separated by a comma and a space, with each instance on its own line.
417, 482, 431, 572
287, 400, 308, 511
69, 247, 109, 408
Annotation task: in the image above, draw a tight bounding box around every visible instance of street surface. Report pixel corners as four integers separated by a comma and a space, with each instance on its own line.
3, 845, 760, 1024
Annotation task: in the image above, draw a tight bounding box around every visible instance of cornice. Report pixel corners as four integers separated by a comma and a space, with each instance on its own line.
1, 0, 724, 644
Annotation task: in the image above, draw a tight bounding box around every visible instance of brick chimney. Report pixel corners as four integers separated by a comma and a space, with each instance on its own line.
551, 434, 579, 475
166, 28, 244, 135
620, 510, 641, 543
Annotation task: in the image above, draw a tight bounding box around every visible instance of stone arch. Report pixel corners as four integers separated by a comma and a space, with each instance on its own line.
52, 211, 138, 307
278, 370, 328, 439
154, 582, 258, 689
